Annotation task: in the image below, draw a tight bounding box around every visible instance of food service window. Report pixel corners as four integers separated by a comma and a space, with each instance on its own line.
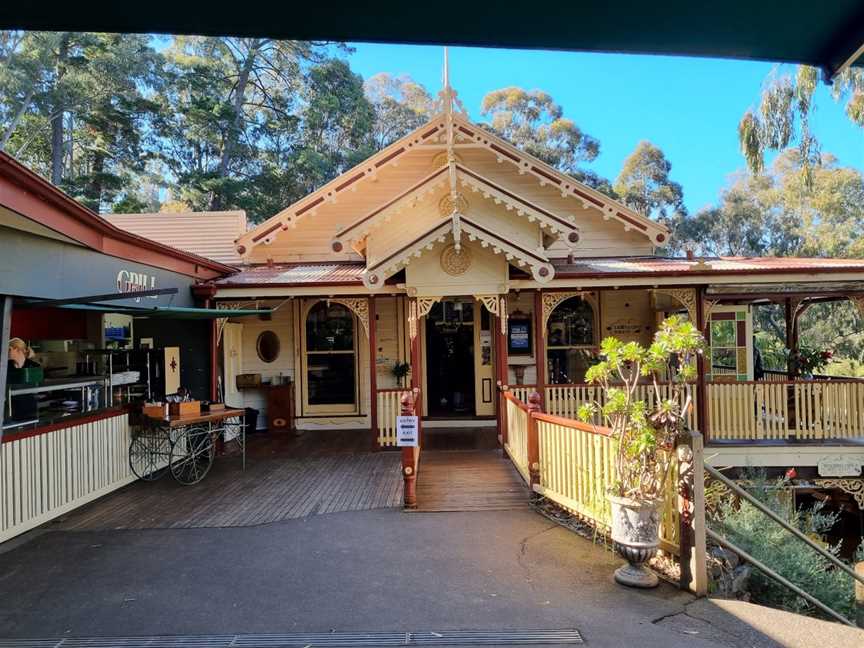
304, 301, 358, 413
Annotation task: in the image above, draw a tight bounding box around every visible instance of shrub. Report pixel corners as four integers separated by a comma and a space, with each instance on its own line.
712, 474, 860, 621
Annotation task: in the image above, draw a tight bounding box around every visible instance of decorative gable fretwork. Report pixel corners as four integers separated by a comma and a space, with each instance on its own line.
476, 294, 508, 334
362, 216, 555, 290
307, 297, 370, 338
237, 110, 669, 257
407, 296, 442, 340
652, 288, 698, 324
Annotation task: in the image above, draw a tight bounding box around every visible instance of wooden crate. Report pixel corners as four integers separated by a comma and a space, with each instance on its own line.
142, 403, 166, 419
169, 401, 200, 417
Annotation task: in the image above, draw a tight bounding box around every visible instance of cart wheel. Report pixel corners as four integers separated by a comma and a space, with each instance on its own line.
169, 426, 215, 485
129, 432, 170, 481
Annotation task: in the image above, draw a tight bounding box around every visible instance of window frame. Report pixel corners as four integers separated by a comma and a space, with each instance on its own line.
545, 295, 599, 385
301, 300, 360, 415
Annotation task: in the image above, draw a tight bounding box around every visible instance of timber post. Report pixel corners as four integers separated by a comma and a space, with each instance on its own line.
526, 390, 543, 490
533, 290, 546, 406
677, 429, 708, 595
400, 388, 420, 510
855, 561, 864, 628
369, 296, 378, 449
695, 286, 708, 443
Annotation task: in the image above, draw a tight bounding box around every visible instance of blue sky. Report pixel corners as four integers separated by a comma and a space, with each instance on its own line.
346, 43, 864, 214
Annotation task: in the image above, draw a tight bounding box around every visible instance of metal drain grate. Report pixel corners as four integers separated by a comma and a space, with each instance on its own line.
0, 628, 584, 647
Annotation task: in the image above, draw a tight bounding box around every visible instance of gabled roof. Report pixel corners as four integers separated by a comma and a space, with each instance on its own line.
362, 214, 554, 289
239, 111, 668, 256
107, 210, 247, 264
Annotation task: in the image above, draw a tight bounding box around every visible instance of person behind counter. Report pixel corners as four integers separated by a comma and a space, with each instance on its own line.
8, 337, 40, 371
6, 337, 40, 422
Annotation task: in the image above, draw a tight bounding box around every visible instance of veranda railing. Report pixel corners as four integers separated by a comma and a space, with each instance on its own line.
376, 388, 412, 447
503, 390, 697, 571
707, 380, 864, 441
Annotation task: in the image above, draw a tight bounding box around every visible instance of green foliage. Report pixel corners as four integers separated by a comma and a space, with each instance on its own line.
713, 476, 859, 621
480, 87, 602, 178
614, 140, 685, 221
364, 72, 433, 147
578, 316, 705, 501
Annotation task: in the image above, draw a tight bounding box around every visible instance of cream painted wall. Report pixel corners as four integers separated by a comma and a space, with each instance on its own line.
405, 240, 508, 297
599, 289, 655, 346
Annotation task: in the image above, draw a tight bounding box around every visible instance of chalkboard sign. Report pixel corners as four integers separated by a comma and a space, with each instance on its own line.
508, 316, 532, 356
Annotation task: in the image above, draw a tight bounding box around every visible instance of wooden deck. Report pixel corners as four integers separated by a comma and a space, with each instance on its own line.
55, 436, 402, 530
415, 450, 529, 512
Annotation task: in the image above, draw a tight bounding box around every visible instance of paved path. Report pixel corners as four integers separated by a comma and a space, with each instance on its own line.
4, 507, 858, 647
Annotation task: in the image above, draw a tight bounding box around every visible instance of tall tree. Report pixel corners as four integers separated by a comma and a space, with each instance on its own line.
613, 141, 684, 220
364, 72, 433, 147
480, 87, 601, 175
0, 31, 162, 210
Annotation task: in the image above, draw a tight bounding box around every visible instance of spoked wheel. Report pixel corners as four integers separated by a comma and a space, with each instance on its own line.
129, 430, 171, 481
169, 426, 215, 485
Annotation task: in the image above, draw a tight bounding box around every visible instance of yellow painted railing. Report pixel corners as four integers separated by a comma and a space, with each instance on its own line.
504, 394, 531, 484
508, 385, 537, 405
504, 392, 681, 556
707, 381, 864, 441
376, 389, 411, 446
545, 383, 698, 432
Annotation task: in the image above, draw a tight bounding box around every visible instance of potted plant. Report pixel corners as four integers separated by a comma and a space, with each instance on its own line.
789, 345, 832, 379
578, 315, 705, 588
392, 361, 411, 388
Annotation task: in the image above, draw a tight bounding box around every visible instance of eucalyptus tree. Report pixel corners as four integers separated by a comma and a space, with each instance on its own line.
364, 72, 433, 147
614, 141, 684, 221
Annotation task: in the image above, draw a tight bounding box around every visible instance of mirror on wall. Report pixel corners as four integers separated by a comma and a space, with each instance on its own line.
256, 330, 280, 363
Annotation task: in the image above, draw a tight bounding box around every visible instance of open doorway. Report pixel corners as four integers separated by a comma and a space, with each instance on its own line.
425, 298, 475, 417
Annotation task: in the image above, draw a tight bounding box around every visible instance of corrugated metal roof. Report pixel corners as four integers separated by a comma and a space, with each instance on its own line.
106, 211, 247, 264
215, 262, 366, 286
551, 256, 864, 277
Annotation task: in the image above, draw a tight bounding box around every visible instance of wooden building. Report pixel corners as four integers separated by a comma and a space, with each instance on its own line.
207, 75, 864, 482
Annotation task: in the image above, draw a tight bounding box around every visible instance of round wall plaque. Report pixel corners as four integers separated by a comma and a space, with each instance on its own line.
440, 244, 472, 276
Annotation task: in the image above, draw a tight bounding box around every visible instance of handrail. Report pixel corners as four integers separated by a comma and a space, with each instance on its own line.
531, 411, 615, 437
706, 529, 856, 627
705, 464, 864, 589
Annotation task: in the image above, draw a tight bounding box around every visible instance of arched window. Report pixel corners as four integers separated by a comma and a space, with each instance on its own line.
305, 302, 357, 410
546, 296, 596, 384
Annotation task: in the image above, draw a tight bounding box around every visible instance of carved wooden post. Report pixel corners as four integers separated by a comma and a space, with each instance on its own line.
677, 429, 707, 595
400, 388, 420, 510
533, 290, 546, 405
495, 312, 510, 452
526, 390, 543, 490
369, 296, 378, 449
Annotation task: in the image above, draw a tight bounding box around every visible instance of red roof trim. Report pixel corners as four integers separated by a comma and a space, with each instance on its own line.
0, 151, 234, 278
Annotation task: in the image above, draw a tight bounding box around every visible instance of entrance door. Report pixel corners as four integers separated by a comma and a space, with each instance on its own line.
425, 299, 475, 417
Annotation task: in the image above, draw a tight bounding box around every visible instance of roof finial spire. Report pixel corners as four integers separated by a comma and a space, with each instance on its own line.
443, 46, 450, 93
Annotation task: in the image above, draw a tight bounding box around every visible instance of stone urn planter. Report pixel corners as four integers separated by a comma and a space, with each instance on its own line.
609, 495, 661, 588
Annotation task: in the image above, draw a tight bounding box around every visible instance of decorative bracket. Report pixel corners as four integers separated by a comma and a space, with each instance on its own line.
408, 296, 442, 340
541, 291, 597, 332
813, 478, 864, 509
314, 297, 370, 338
476, 294, 508, 335
652, 288, 698, 324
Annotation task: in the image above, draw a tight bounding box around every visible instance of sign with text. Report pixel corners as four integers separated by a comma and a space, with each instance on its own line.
396, 415, 419, 447
817, 456, 862, 477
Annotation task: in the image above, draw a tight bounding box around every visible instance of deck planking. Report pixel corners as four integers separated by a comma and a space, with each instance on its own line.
54, 444, 402, 530
415, 450, 529, 512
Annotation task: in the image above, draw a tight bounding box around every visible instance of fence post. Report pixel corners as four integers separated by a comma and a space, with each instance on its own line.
677, 429, 708, 595
856, 561, 864, 628
401, 388, 420, 510
499, 382, 509, 456
526, 390, 542, 490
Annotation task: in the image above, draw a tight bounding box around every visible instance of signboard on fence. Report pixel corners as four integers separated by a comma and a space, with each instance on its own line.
396, 415, 419, 447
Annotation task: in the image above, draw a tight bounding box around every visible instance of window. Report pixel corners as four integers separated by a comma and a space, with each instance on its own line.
546, 296, 596, 384
256, 331, 281, 363
305, 302, 357, 409
708, 307, 752, 381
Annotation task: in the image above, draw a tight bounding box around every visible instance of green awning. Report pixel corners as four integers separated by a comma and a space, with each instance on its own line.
60, 303, 271, 319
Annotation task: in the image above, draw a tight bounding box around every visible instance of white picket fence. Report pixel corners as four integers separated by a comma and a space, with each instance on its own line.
1, 413, 134, 543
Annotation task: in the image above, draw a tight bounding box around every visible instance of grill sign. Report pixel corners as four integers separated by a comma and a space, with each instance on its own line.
117, 270, 157, 302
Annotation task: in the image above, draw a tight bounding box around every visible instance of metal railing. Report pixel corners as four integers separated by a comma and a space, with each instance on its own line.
705, 464, 864, 627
